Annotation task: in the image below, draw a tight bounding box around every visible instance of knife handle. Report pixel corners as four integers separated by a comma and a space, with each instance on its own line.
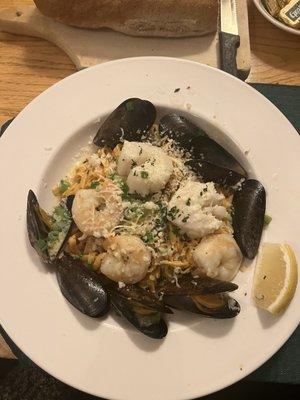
219, 31, 240, 77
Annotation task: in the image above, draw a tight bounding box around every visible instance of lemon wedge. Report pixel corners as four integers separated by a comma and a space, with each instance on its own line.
252, 243, 298, 314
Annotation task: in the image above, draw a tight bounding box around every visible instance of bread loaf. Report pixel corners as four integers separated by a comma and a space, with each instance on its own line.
34, 0, 218, 37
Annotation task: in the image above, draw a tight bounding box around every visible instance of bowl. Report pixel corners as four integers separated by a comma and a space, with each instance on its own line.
253, 0, 300, 35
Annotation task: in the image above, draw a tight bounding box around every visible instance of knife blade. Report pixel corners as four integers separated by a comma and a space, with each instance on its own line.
219, 0, 240, 77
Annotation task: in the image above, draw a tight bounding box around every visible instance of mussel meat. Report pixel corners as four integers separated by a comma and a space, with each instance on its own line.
232, 179, 266, 259
159, 113, 247, 185
56, 255, 110, 317
164, 294, 240, 319
111, 286, 169, 339
93, 98, 156, 148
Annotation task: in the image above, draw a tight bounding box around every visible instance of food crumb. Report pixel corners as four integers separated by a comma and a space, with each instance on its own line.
174, 88, 180, 93
244, 149, 250, 155
244, 292, 247, 296
186, 86, 191, 89
186, 103, 192, 110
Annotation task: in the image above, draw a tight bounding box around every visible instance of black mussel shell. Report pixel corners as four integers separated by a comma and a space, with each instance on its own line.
56, 255, 110, 318
159, 114, 208, 152
27, 190, 51, 263
111, 287, 168, 339
232, 179, 266, 259
115, 285, 172, 314
93, 98, 156, 148
158, 275, 238, 296
164, 294, 240, 319
186, 159, 244, 186
159, 113, 247, 183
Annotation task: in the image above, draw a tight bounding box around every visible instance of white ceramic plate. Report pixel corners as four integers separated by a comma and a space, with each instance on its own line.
0, 57, 299, 400
253, 0, 300, 35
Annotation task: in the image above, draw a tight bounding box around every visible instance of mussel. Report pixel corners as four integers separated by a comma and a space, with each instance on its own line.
27, 190, 74, 262
164, 294, 240, 319
27, 190, 110, 318
57, 255, 110, 317
27, 190, 52, 263
232, 179, 266, 259
111, 286, 169, 339
159, 113, 247, 185
158, 275, 238, 296
159, 275, 240, 319
93, 98, 156, 148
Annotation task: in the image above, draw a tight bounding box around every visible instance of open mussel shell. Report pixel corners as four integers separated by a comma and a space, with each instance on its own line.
158, 275, 238, 296
232, 179, 266, 259
111, 286, 168, 339
27, 190, 75, 263
93, 98, 156, 148
159, 113, 247, 184
27, 190, 52, 263
186, 159, 245, 186
115, 285, 172, 314
164, 294, 240, 319
56, 255, 110, 318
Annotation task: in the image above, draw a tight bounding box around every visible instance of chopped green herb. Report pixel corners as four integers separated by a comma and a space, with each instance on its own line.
141, 170, 149, 179
264, 214, 272, 227
143, 231, 155, 244
90, 181, 99, 189
37, 238, 47, 252
172, 226, 181, 236
59, 179, 70, 194
182, 215, 189, 223
125, 101, 135, 111
131, 160, 137, 167
168, 206, 180, 220
186, 198, 191, 206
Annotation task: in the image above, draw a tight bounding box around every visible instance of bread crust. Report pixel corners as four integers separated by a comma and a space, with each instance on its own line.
34, 0, 218, 37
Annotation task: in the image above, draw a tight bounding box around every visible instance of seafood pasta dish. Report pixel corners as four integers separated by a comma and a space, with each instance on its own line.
27, 98, 266, 339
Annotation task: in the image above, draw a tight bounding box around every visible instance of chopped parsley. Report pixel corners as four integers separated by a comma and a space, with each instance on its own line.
143, 231, 155, 244
37, 238, 47, 252
141, 170, 149, 179
59, 179, 70, 194
186, 198, 191, 206
182, 215, 189, 223
168, 206, 180, 220
171, 226, 181, 236
264, 214, 272, 227
47, 201, 72, 259
90, 181, 99, 189
109, 173, 131, 200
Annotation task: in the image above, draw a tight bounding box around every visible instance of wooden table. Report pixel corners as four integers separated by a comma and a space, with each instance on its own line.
0, 0, 299, 126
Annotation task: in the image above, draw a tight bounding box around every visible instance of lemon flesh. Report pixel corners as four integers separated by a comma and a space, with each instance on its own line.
252, 243, 298, 314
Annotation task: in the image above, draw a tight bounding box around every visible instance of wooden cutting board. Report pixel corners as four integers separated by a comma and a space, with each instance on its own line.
0, 0, 251, 77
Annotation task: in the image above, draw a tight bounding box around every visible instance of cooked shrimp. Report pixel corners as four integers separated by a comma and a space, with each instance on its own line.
117, 141, 173, 197
100, 235, 151, 284
193, 233, 242, 281
72, 181, 124, 238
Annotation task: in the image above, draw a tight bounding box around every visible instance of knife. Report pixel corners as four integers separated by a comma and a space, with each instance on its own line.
219, 0, 240, 77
